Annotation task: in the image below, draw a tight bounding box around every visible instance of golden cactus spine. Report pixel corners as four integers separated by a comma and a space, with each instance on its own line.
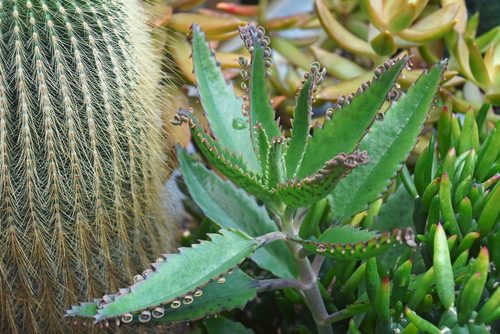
0, 1, 172, 332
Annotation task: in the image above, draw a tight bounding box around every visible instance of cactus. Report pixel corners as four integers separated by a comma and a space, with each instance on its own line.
0, 1, 170, 333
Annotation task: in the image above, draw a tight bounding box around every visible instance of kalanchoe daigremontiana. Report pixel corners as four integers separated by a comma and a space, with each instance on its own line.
65, 23, 450, 333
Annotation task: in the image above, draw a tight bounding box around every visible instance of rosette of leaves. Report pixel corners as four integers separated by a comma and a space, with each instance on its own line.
65, 23, 447, 333
316, 0, 462, 57
446, 13, 500, 105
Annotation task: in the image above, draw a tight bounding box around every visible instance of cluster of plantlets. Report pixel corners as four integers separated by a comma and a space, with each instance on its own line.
64, 23, 498, 333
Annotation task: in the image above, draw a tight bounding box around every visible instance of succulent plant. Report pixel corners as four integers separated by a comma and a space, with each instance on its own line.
446, 13, 500, 105
64, 23, 463, 333
0, 1, 171, 333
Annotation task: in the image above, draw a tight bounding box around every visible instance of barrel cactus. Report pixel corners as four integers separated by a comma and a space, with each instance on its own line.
0, 1, 171, 333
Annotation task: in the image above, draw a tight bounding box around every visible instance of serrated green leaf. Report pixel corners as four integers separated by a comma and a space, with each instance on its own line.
285, 70, 317, 179
266, 137, 287, 187
191, 24, 260, 172
205, 315, 254, 334
329, 61, 446, 219
240, 24, 280, 145
66, 269, 257, 326
274, 151, 368, 208
289, 226, 416, 260
297, 57, 409, 179
178, 147, 297, 278
93, 229, 259, 321
374, 184, 415, 231
176, 110, 272, 201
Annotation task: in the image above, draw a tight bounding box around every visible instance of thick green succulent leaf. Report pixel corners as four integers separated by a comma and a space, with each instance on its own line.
288, 226, 416, 260
178, 147, 297, 278
174, 110, 272, 201
66, 302, 99, 319
329, 60, 446, 219
285, 64, 324, 178
274, 151, 369, 208
93, 229, 260, 322
374, 184, 415, 231
205, 315, 254, 334
297, 57, 409, 179
66, 269, 257, 326
239, 24, 280, 151
190, 24, 260, 172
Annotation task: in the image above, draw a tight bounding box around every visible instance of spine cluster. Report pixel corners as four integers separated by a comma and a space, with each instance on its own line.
0, 1, 169, 333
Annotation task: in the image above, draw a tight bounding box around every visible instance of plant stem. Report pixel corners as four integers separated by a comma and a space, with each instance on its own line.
282, 209, 332, 334
256, 278, 305, 292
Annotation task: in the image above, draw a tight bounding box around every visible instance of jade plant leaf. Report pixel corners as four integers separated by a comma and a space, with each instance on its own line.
285, 63, 324, 178
274, 151, 369, 208
329, 60, 446, 219
239, 24, 280, 149
90, 229, 261, 322
174, 110, 272, 201
190, 24, 260, 172
66, 269, 257, 326
178, 147, 297, 278
288, 226, 416, 260
297, 56, 409, 179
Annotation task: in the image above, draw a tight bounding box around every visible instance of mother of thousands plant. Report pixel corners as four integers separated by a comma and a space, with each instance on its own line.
65, 23, 479, 333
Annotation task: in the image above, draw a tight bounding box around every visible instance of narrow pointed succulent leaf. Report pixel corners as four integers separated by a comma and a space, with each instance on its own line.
458, 110, 480, 155
477, 182, 500, 235
438, 105, 452, 158
365, 257, 380, 303
434, 224, 455, 309
285, 64, 323, 178
374, 276, 391, 322
298, 56, 409, 178
178, 147, 297, 278
190, 24, 259, 172
174, 110, 272, 201
93, 229, 261, 322
316, 0, 376, 57
66, 269, 257, 326
408, 267, 435, 309
288, 226, 416, 260
275, 151, 369, 208
414, 135, 436, 197
476, 121, 500, 181
440, 173, 462, 238
404, 307, 441, 334
239, 24, 280, 146
329, 60, 446, 219
476, 286, 500, 324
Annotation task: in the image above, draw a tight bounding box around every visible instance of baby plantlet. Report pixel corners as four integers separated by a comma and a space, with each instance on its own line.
66, 23, 458, 333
